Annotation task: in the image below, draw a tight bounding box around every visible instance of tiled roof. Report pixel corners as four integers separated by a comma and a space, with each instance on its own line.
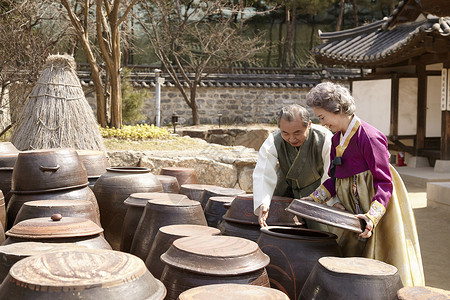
314, 0, 450, 67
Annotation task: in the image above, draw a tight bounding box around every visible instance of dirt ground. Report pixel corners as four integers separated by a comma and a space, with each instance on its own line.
407, 183, 450, 290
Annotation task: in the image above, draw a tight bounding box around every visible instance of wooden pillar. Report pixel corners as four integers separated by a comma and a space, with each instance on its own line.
442, 61, 450, 160
390, 76, 399, 137
415, 64, 427, 155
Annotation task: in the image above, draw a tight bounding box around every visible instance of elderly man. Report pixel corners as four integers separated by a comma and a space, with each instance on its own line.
253, 104, 335, 228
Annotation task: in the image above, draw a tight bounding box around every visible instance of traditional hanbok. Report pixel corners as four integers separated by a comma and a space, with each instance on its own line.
310, 115, 425, 287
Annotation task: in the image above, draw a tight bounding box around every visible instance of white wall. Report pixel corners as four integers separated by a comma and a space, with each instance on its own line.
352, 79, 391, 135
398, 78, 418, 135
427, 76, 442, 137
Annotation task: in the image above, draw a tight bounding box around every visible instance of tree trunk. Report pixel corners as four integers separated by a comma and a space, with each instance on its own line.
352, 0, 358, 27
189, 85, 199, 125
109, 29, 122, 129
288, 4, 296, 71
336, 0, 345, 31
281, 5, 290, 71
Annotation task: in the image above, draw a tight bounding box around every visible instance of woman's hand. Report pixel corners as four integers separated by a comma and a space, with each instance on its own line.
258, 204, 269, 228
357, 214, 374, 238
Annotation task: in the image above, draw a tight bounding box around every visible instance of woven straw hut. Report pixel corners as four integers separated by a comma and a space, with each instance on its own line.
10, 54, 105, 151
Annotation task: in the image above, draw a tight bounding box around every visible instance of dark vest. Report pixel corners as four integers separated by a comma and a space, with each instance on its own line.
273, 125, 327, 198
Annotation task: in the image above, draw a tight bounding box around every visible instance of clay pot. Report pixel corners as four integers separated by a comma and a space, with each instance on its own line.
76, 150, 110, 189
14, 200, 100, 226
0, 143, 19, 154
11, 149, 88, 193
299, 257, 403, 300
93, 167, 163, 250
204, 196, 235, 228
178, 284, 290, 300
0, 153, 18, 168
145, 224, 221, 279
396, 286, 450, 299
179, 184, 217, 202
130, 194, 207, 260
257, 226, 342, 300
0, 168, 13, 204
6, 185, 98, 230
0, 191, 5, 230
0, 248, 166, 300
121, 192, 187, 253
3, 215, 111, 250
0, 242, 87, 282
156, 175, 180, 193
201, 186, 245, 209
219, 194, 303, 242
160, 235, 270, 300
160, 167, 198, 185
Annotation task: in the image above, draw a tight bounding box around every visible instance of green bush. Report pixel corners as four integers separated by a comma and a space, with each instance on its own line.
121, 68, 147, 125
100, 124, 170, 140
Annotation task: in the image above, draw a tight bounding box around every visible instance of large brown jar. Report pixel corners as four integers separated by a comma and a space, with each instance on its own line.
145, 224, 220, 279
160, 235, 270, 300
179, 184, 217, 202
93, 167, 163, 250
3, 215, 111, 250
0, 248, 166, 300
201, 186, 245, 209
257, 226, 342, 300
130, 194, 207, 260
155, 175, 180, 193
204, 196, 235, 228
160, 167, 198, 186
219, 194, 303, 242
299, 257, 403, 300
76, 150, 110, 189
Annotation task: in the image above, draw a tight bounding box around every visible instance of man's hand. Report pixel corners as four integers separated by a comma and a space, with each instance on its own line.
258, 204, 269, 227
300, 196, 314, 202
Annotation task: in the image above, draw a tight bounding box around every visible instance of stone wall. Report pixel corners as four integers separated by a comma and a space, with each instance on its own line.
85, 86, 313, 125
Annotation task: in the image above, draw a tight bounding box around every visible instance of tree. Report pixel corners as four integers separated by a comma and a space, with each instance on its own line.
0, 0, 69, 130
138, 0, 266, 125
60, 0, 138, 128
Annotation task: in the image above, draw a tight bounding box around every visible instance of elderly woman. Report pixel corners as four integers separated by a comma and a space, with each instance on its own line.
303, 82, 424, 286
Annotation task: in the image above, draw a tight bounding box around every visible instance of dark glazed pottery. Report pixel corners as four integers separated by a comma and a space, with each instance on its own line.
76, 150, 110, 189
200, 186, 245, 209
14, 200, 100, 226
299, 257, 403, 300
160, 167, 198, 186
178, 284, 290, 300
286, 198, 365, 233
3, 216, 111, 250
0, 248, 166, 300
145, 224, 220, 279
0, 242, 86, 283
93, 167, 163, 250
160, 235, 270, 300
0, 153, 18, 167
6, 185, 98, 230
0, 191, 5, 230
11, 148, 88, 193
156, 175, 180, 193
0, 167, 13, 205
204, 196, 235, 228
179, 184, 217, 202
130, 194, 207, 260
257, 226, 342, 300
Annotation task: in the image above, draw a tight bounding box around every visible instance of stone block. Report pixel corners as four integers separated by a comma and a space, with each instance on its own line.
234, 129, 270, 151
238, 165, 254, 193
107, 150, 143, 167
207, 133, 234, 146
426, 181, 450, 207
407, 156, 430, 168
433, 160, 450, 173
181, 130, 207, 139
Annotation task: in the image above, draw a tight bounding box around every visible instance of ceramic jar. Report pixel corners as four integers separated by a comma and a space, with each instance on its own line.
160, 235, 270, 300
93, 167, 163, 250
299, 257, 403, 300
204, 196, 235, 228
257, 226, 342, 299
155, 175, 180, 193
0, 248, 166, 300
130, 194, 207, 260
160, 167, 198, 186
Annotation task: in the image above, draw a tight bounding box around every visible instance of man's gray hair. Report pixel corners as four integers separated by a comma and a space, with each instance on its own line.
306, 82, 356, 115
276, 104, 310, 127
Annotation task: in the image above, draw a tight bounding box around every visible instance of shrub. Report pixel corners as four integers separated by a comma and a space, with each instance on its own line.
100, 124, 170, 140
121, 68, 147, 125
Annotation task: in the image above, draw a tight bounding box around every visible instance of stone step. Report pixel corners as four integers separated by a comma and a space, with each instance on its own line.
426, 182, 450, 208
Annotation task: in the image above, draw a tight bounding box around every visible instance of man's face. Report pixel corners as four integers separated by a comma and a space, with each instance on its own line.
279, 118, 311, 148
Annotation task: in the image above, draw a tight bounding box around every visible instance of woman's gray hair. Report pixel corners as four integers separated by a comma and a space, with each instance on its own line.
276, 104, 310, 127
306, 82, 356, 115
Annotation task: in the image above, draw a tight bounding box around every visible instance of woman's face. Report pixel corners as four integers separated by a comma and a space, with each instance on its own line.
313, 107, 346, 133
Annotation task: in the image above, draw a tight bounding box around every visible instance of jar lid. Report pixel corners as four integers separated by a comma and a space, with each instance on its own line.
159, 224, 220, 237
318, 257, 398, 276
8, 249, 157, 289
0, 242, 86, 257
179, 284, 289, 300
124, 192, 188, 207
147, 195, 199, 207
204, 186, 245, 197
6, 216, 103, 239
161, 235, 269, 275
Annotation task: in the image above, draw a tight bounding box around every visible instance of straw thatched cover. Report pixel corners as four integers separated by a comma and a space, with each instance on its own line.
10, 54, 105, 151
